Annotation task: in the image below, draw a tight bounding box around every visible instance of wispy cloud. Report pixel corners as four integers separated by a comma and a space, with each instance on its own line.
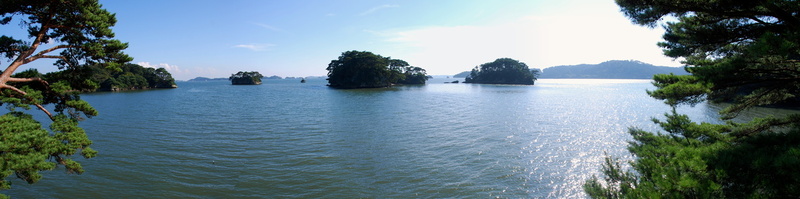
233, 43, 275, 51
252, 22, 284, 32
138, 62, 182, 73
138, 62, 222, 81
359, 4, 399, 16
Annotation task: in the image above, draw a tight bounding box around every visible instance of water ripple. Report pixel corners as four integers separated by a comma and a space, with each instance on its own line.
4, 79, 745, 198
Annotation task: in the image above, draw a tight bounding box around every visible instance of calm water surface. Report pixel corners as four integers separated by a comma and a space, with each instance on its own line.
5, 78, 779, 198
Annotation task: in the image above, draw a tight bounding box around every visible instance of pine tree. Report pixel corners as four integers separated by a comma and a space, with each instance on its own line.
586, 0, 800, 198
0, 1, 131, 197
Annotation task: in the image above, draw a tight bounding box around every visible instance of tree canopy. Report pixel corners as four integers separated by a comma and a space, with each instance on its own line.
326, 50, 429, 89
0, 0, 130, 196
585, 0, 800, 198
464, 58, 538, 85
229, 71, 263, 85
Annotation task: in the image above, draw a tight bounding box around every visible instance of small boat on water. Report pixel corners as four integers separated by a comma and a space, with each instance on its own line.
300, 78, 306, 83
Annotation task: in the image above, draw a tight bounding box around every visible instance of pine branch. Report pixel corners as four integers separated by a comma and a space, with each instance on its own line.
23, 45, 76, 64
0, 84, 55, 121
7, 77, 48, 84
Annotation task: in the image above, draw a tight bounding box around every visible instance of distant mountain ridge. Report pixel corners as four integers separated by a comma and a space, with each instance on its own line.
453, 71, 471, 78
539, 60, 688, 79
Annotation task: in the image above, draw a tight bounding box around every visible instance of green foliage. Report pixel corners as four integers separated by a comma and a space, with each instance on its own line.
463, 58, 537, 85
648, 74, 711, 107
586, 0, 800, 198
0, 113, 58, 188
0, 0, 131, 197
229, 71, 264, 85
588, 111, 800, 198
326, 50, 429, 89
0, 113, 98, 197
584, 156, 638, 198
396, 66, 429, 84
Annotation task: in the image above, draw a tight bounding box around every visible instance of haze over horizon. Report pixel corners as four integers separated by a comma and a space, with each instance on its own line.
2, 0, 683, 80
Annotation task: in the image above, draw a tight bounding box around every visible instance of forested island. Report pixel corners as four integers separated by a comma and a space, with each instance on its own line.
98, 64, 176, 91
463, 58, 539, 85
326, 50, 429, 89
230, 71, 264, 85
13, 63, 176, 92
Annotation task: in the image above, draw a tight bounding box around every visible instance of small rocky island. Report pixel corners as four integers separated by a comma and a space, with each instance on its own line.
229, 71, 264, 85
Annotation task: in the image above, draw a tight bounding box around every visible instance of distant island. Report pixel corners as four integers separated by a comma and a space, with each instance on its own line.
539, 60, 688, 79
188, 77, 228, 81
265, 75, 282, 80
187, 76, 326, 82
230, 71, 264, 85
463, 58, 538, 85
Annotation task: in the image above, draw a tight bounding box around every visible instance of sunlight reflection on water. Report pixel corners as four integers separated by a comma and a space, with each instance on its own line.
6, 78, 788, 198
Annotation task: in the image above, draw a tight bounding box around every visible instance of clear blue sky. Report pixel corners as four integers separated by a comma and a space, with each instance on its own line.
10, 0, 683, 80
